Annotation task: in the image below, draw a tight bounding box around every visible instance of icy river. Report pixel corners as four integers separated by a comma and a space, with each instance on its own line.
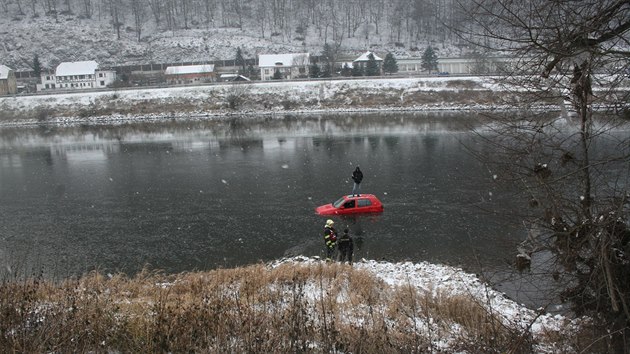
1, 112, 549, 303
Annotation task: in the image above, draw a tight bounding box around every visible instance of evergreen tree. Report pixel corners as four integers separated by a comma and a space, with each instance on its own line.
341, 63, 352, 76
309, 63, 321, 78
320, 64, 332, 78
351, 64, 364, 77
32, 54, 42, 80
247, 64, 258, 80
383, 53, 398, 75
321, 43, 336, 76
272, 69, 283, 80
365, 53, 380, 76
235, 47, 246, 73
421, 46, 439, 74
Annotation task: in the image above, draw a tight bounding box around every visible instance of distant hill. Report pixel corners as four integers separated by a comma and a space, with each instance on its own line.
0, 0, 473, 71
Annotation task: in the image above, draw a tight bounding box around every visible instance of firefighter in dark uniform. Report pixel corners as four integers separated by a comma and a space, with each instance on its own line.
323, 219, 338, 261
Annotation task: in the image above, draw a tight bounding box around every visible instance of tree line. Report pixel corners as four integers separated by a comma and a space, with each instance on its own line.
3, 0, 466, 47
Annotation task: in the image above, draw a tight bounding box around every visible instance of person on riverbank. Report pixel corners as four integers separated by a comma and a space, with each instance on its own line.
323, 219, 338, 261
351, 166, 363, 196
337, 228, 353, 264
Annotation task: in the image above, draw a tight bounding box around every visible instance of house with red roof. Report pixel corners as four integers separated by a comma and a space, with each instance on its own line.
164, 64, 216, 85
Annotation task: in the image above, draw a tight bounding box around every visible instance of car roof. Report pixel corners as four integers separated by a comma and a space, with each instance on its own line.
346, 194, 378, 200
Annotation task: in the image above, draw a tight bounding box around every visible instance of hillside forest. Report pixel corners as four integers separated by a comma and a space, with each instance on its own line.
0, 0, 473, 70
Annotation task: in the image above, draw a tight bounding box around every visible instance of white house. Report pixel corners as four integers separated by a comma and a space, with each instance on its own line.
258, 53, 310, 81
353, 51, 383, 73
37, 60, 116, 92
397, 57, 515, 75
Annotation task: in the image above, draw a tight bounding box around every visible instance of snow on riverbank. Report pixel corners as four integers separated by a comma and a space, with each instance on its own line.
0, 76, 515, 126
272, 256, 586, 353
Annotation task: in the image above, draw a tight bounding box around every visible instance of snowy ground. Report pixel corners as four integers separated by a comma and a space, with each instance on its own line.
0, 12, 466, 71
0, 76, 516, 125
272, 256, 587, 353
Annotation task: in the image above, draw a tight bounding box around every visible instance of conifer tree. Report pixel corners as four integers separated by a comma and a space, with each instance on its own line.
320, 64, 332, 78
32, 54, 42, 80
272, 68, 283, 80
421, 46, 439, 74
365, 53, 380, 76
321, 43, 336, 77
235, 47, 246, 74
341, 63, 352, 76
383, 53, 398, 75
351, 64, 364, 77
309, 63, 321, 78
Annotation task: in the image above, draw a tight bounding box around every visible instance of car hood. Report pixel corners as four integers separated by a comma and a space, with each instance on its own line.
315, 204, 337, 215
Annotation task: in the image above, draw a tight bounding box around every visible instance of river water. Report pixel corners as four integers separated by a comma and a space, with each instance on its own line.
1, 112, 553, 304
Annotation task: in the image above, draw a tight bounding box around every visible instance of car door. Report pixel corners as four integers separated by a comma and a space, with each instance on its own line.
357, 197, 374, 212
340, 199, 356, 214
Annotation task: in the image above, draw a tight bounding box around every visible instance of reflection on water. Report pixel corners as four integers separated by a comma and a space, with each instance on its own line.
1, 112, 543, 300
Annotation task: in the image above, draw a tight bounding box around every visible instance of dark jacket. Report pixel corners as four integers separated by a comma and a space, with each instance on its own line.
352, 168, 363, 184
337, 231, 353, 252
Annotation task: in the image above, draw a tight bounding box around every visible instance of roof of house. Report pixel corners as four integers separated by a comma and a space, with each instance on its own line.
165, 64, 215, 75
0, 65, 12, 79
56, 61, 100, 76
258, 53, 310, 67
353, 51, 383, 62
220, 74, 251, 81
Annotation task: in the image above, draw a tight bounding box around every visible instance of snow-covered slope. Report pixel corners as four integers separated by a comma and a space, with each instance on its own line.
1, 12, 466, 71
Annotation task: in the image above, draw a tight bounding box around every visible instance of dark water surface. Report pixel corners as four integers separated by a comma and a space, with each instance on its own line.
1, 113, 537, 297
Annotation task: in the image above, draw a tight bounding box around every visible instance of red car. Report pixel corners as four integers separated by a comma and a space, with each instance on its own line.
315, 194, 384, 216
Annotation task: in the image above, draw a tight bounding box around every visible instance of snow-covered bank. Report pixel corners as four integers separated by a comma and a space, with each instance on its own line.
1, 255, 590, 353
0, 76, 526, 126
271, 257, 586, 353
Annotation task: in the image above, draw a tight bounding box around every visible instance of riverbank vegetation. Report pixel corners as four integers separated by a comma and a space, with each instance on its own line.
0, 259, 603, 353
0, 77, 548, 124
457, 0, 630, 351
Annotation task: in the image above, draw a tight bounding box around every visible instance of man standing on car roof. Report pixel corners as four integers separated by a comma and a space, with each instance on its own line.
323, 219, 338, 261
351, 166, 363, 196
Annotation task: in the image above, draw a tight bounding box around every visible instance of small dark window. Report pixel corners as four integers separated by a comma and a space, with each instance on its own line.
343, 200, 356, 209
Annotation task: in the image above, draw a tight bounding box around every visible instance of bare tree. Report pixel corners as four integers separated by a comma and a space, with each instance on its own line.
253, 0, 267, 37
29, 0, 39, 16
15, 0, 25, 15
109, 0, 124, 39
148, 0, 162, 27
82, 0, 92, 18
203, 0, 215, 28
455, 0, 630, 350
130, 0, 145, 41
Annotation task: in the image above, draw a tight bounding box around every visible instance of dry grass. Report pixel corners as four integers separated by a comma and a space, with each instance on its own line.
0, 261, 595, 353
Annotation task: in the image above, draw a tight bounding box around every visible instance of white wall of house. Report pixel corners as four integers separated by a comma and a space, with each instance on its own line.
95, 71, 116, 87
397, 57, 515, 75
36, 61, 116, 92
258, 53, 310, 81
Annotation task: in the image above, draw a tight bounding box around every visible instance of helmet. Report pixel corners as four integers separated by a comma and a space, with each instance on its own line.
326, 219, 334, 226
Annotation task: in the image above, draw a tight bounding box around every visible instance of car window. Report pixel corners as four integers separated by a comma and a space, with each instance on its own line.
343, 200, 356, 208
358, 199, 372, 207
333, 197, 346, 208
